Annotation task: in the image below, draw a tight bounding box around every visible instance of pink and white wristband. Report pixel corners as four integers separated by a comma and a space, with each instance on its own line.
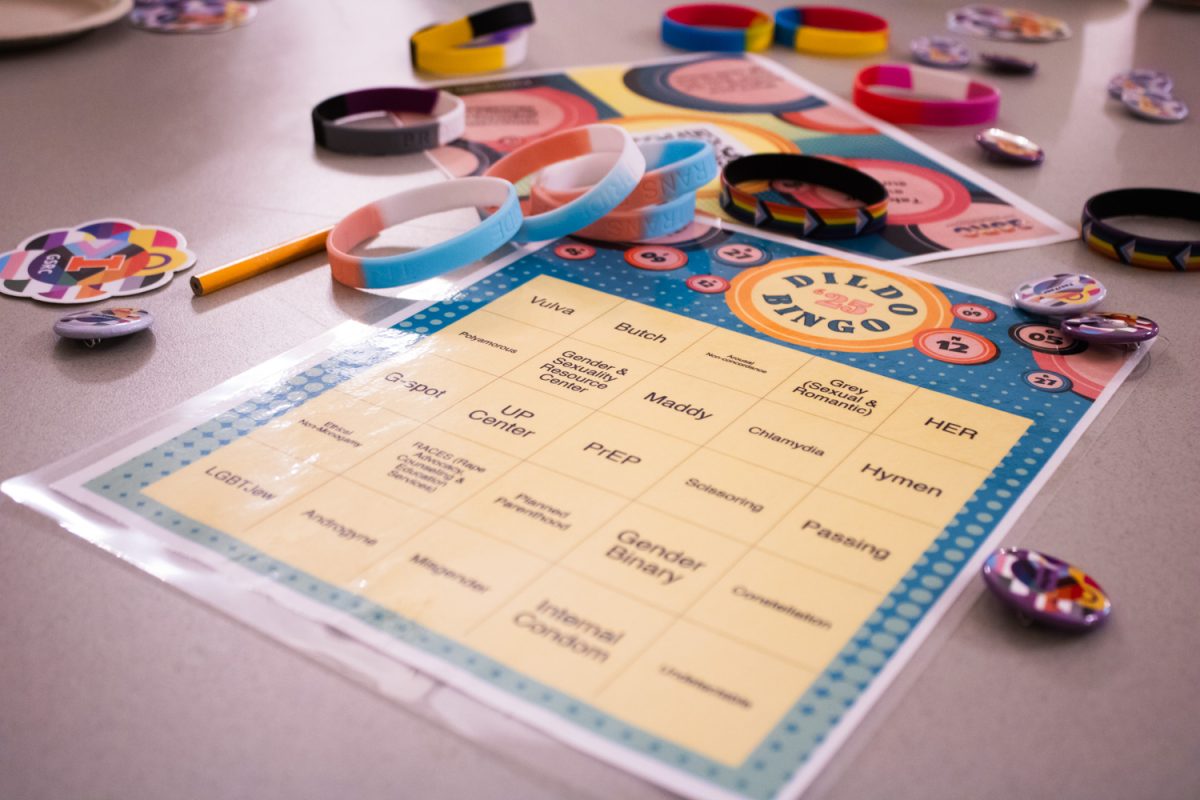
327, 177, 521, 289
483, 123, 646, 242
853, 64, 1000, 126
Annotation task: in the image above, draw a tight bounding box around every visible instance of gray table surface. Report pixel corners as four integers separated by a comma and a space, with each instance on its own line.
3, 1, 1199, 798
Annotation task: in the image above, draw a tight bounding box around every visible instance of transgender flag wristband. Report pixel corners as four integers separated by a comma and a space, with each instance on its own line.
327, 178, 521, 289
529, 190, 698, 242
853, 64, 1000, 126
484, 124, 646, 242
532, 140, 717, 211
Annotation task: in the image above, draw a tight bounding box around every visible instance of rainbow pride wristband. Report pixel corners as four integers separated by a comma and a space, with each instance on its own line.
531, 190, 698, 242
410, 1, 534, 75
774, 7, 889, 56
720, 154, 888, 238
661, 4, 773, 52
1081, 188, 1200, 271
853, 64, 1000, 126
531, 140, 716, 211
484, 124, 646, 242
312, 88, 465, 155
327, 178, 521, 289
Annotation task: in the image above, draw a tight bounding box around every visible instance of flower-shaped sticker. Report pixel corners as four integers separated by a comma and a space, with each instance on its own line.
0, 219, 196, 304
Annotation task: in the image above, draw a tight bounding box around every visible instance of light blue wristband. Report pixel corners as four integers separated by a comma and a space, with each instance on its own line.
534, 139, 716, 209
327, 177, 522, 289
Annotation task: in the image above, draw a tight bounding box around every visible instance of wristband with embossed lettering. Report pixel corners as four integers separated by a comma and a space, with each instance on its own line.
661, 4, 774, 52
530, 189, 698, 242
484, 124, 646, 242
410, 1, 534, 75
720, 153, 888, 238
531, 140, 716, 211
774, 7, 889, 56
312, 88, 466, 155
327, 177, 521, 289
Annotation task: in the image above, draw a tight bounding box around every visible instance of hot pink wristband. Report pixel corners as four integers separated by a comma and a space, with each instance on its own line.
853, 64, 1000, 126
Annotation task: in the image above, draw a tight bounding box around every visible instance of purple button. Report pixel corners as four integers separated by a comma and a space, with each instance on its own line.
976, 128, 1045, 166
54, 307, 154, 344
911, 35, 970, 69
981, 548, 1111, 631
1060, 312, 1158, 345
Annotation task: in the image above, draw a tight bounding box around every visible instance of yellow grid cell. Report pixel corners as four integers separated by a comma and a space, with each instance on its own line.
482, 274, 623, 335
429, 310, 563, 375
249, 389, 418, 472
594, 621, 815, 766
144, 436, 334, 535
241, 477, 435, 586
466, 568, 674, 698
559, 503, 747, 613
428, 378, 590, 458
601, 367, 759, 445
529, 413, 696, 498
706, 399, 868, 484
572, 298, 712, 364
640, 448, 813, 544
447, 462, 627, 560
664, 326, 811, 397
765, 357, 916, 432
336, 353, 493, 422
357, 519, 548, 638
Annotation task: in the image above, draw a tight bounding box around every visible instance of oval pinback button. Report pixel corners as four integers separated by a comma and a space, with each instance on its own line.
911, 35, 970, 69
981, 548, 1111, 631
1107, 68, 1173, 100
1121, 88, 1189, 123
1060, 312, 1158, 345
54, 307, 154, 346
1012, 273, 1105, 316
976, 128, 1044, 165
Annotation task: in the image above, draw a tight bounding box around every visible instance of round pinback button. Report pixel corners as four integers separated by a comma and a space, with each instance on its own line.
975, 128, 1045, 165
1013, 273, 1105, 316
1121, 88, 1189, 123
1107, 68, 1173, 100
981, 547, 1111, 631
1060, 312, 1159, 345
980, 52, 1037, 75
54, 307, 154, 346
911, 35, 970, 69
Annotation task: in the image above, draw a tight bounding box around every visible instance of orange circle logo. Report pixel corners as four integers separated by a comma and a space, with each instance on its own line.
726, 257, 953, 352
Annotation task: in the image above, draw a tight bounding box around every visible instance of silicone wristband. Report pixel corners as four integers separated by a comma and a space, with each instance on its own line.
532, 140, 717, 211
1081, 188, 1200, 271
774, 7, 889, 56
661, 4, 774, 52
311, 88, 466, 155
719, 154, 888, 238
410, 1, 534, 75
412, 26, 529, 75
530, 190, 698, 243
327, 177, 521, 289
853, 64, 1000, 126
483, 124, 646, 242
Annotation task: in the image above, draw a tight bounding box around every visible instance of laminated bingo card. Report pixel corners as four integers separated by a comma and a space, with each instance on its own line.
32, 229, 1141, 800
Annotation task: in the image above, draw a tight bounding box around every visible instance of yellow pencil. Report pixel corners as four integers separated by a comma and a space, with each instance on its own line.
189, 225, 333, 297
